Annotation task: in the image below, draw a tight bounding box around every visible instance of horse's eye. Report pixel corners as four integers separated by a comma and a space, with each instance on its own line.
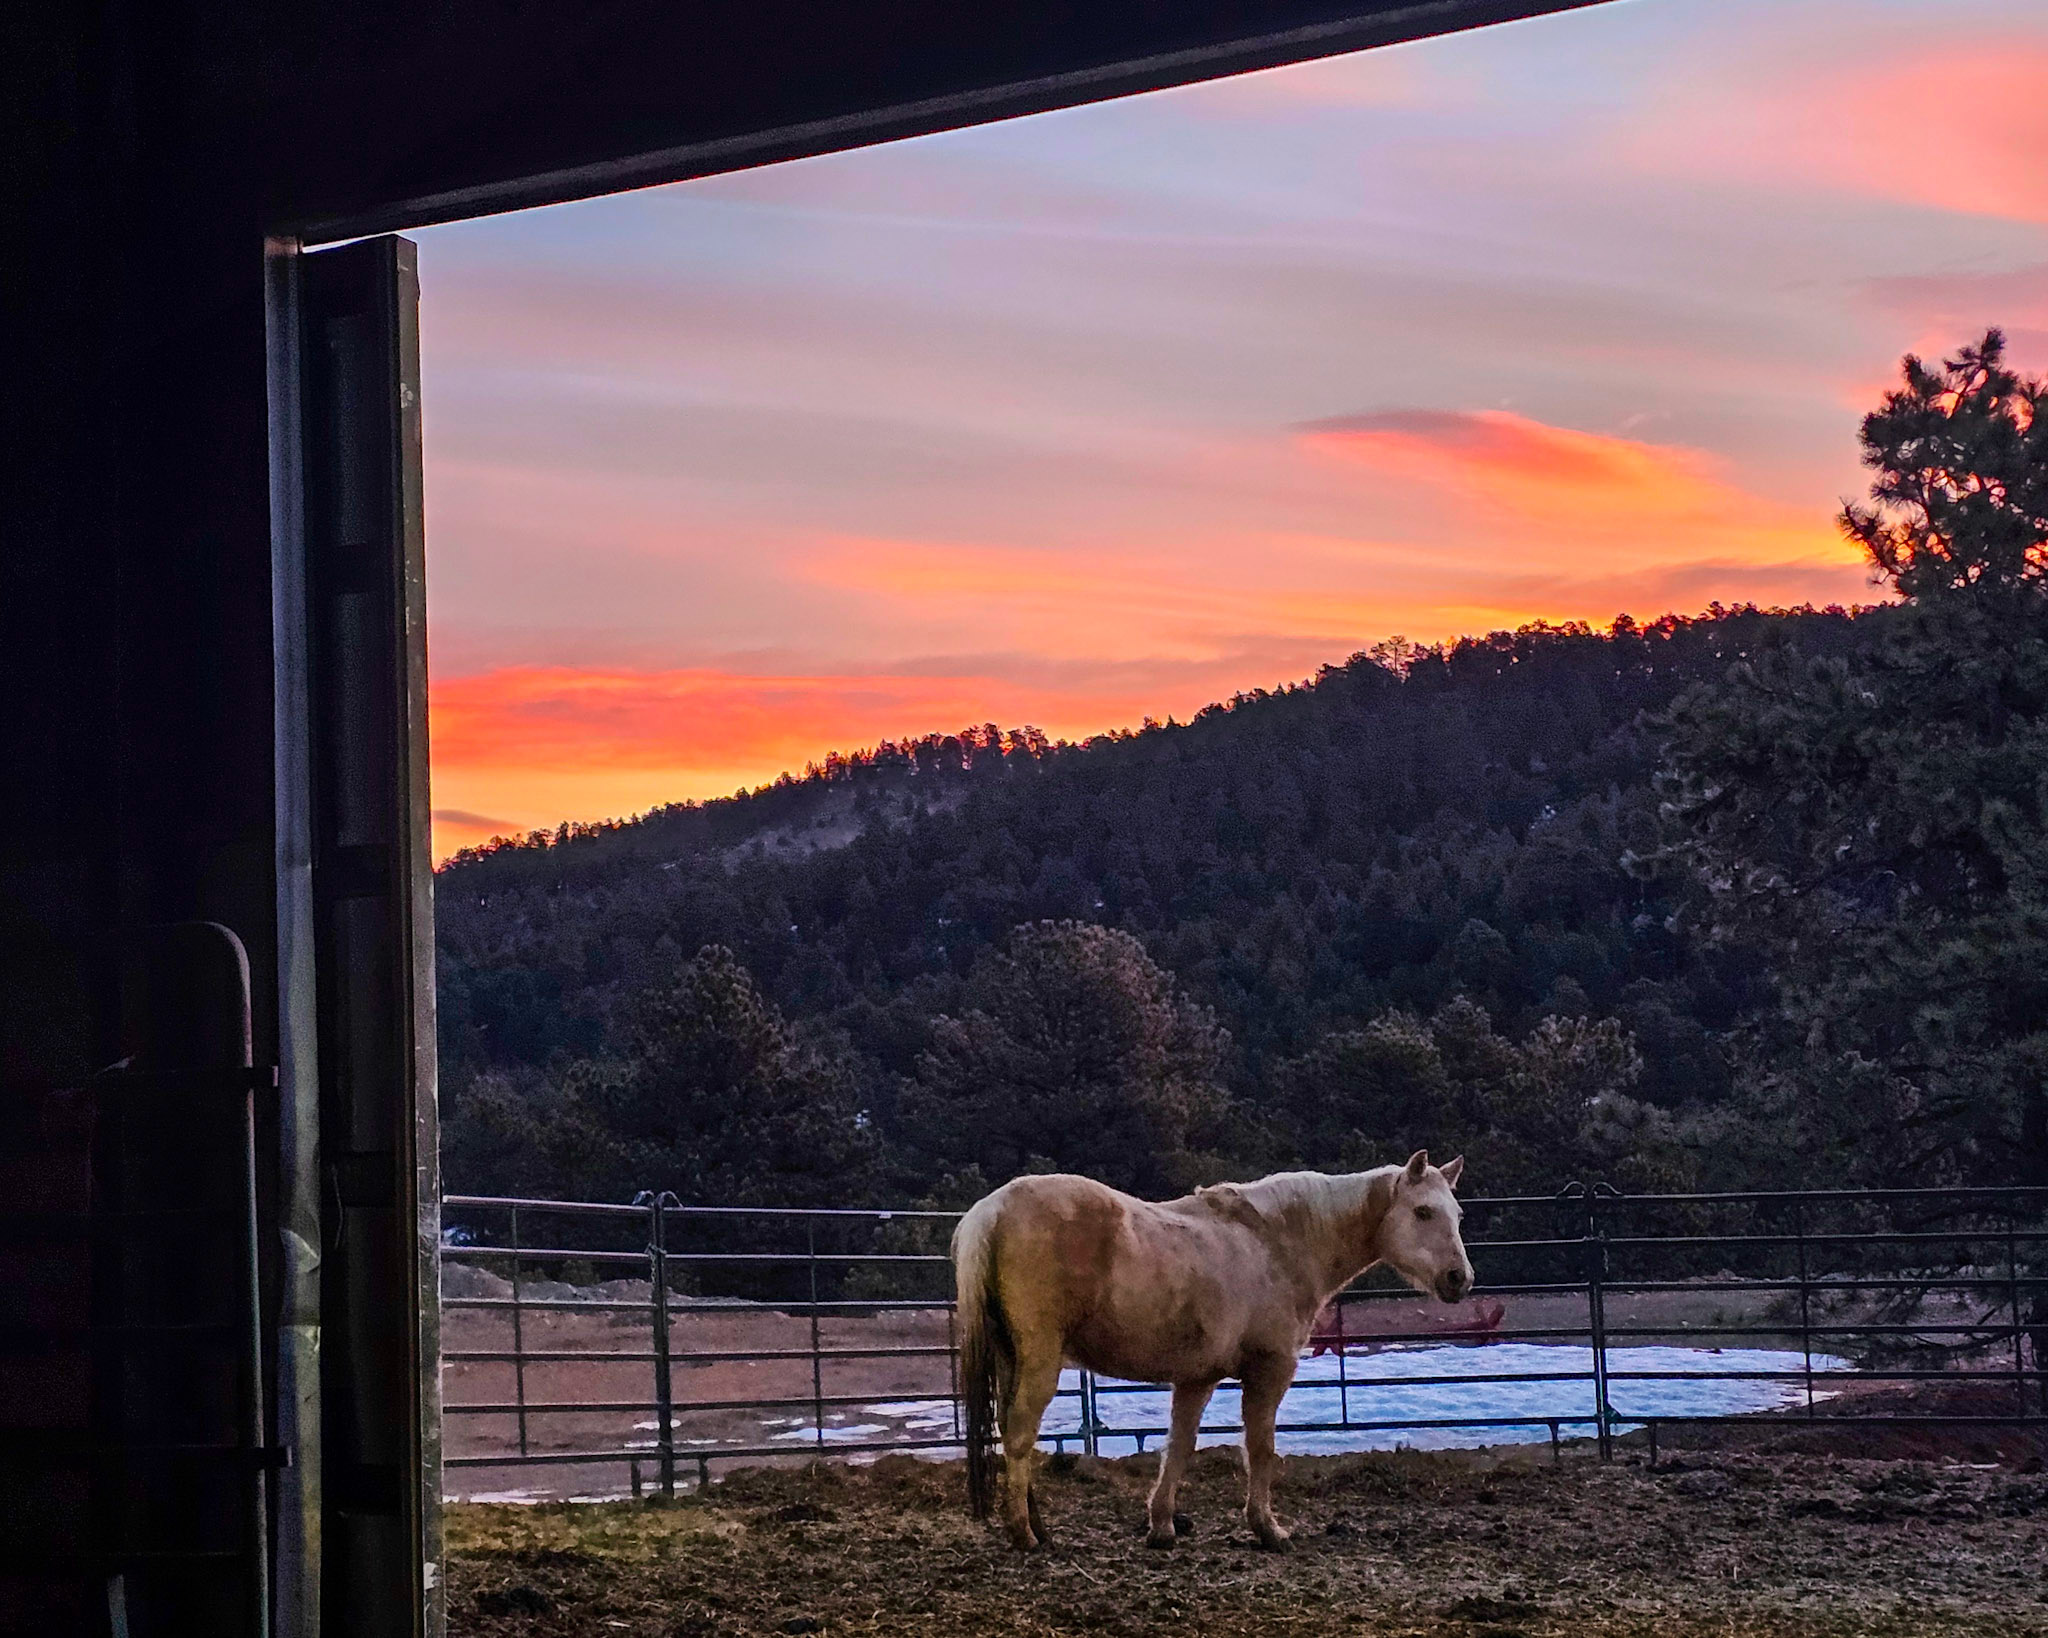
1414, 1205, 1435, 1222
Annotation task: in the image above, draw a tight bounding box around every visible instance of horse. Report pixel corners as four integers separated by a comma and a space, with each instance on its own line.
951, 1150, 1472, 1552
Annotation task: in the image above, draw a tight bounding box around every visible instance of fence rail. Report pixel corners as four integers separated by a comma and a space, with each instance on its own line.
438, 1184, 2048, 1499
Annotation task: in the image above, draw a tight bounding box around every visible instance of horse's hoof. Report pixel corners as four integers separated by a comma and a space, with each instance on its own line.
1248, 1519, 1293, 1553
1145, 1528, 1177, 1550
1173, 1512, 1194, 1537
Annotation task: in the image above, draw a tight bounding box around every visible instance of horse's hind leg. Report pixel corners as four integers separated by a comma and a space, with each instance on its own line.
1146, 1380, 1216, 1548
1238, 1352, 1296, 1552
1001, 1346, 1062, 1550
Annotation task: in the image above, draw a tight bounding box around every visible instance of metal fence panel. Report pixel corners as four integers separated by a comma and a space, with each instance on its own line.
438, 1185, 2048, 1497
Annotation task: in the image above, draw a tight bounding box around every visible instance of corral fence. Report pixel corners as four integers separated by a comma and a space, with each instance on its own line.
439, 1184, 2048, 1500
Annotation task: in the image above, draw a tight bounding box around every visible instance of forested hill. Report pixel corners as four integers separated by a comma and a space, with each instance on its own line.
435, 604, 1880, 1203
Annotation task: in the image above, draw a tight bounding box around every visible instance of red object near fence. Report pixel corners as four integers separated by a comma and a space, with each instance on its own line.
1309, 1296, 1505, 1356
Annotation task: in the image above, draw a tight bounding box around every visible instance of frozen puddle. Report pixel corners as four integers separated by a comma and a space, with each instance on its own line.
453, 1343, 1854, 1499
770, 1422, 891, 1444
751, 1343, 1849, 1457
1050, 1343, 1849, 1455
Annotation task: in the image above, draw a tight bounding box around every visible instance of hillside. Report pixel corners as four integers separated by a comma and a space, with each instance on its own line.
434, 604, 1888, 1204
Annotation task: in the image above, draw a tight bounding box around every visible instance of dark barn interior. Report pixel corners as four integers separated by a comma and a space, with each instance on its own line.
2, 3, 1602, 1633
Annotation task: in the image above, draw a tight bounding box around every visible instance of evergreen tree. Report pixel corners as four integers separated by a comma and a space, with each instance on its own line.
904, 921, 1232, 1195
1649, 331, 2048, 1185
558, 945, 881, 1204
1273, 998, 1658, 1194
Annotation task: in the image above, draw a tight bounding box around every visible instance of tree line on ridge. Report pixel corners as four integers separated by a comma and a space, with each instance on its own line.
437, 332, 2048, 1214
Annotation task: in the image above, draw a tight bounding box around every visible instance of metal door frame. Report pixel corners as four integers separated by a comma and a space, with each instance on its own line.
268, 234, 441, 1638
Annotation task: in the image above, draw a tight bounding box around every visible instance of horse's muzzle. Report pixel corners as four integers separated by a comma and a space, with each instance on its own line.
1435, 1268, 1472, 1303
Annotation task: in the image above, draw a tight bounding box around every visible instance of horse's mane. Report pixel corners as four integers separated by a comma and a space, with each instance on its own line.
1233, 1166, 1398, 1231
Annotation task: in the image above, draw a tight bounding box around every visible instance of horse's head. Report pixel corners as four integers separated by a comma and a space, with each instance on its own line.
1377, 1150, 1474, 1304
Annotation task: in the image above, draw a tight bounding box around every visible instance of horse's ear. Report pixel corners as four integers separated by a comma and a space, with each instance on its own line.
1404, 1149, 1429, 1184
1439, 1155, 1464, 1191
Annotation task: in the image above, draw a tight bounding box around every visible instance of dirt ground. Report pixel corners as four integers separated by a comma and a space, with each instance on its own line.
446, 1426, 2048, 1638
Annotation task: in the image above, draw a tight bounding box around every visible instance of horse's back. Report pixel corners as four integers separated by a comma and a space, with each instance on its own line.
980, 1174, 1281, 1381
979, 1173, 1137, 1278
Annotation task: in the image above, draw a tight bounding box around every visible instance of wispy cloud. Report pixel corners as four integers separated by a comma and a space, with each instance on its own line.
433, 807, 520, 830
1296, 409, 1852, 574
1299, 410, 1726, 512
1851, 263, 2048, 373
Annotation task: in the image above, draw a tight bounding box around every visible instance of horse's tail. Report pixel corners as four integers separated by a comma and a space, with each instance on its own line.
952, 1194, 1013, 1520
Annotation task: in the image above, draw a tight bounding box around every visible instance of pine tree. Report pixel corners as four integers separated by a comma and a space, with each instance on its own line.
904, 920, 1231, 1195
1650, 331, 2048, 1184
564, 945, 880, 1204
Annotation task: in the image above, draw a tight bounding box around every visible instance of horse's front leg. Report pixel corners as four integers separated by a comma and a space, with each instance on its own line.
1146, 1380, 1217, 1548
1238, 1353, 1296, 1552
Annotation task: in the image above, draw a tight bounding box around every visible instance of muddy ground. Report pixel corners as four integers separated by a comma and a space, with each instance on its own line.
447, 1421, 2048, 1638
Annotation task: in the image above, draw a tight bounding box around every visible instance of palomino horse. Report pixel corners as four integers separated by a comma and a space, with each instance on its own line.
952, 1151, 1472, 1551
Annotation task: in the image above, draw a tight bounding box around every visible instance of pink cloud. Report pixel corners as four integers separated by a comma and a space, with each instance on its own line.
1295, 408, 1851, 571
1300, 410, 1727, 511
1637, 38, 2048, 224
1852, 264, 2048, 375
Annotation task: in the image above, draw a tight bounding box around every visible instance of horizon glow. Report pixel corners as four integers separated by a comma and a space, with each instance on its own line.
417, 0, 2048, 857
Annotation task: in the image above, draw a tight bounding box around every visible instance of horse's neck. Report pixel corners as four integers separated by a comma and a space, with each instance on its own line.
1242, 1168, 1397, 1303
1317, 1168, 1398, 1296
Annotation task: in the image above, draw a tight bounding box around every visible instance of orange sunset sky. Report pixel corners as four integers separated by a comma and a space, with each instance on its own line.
416, 0, 2048, 859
